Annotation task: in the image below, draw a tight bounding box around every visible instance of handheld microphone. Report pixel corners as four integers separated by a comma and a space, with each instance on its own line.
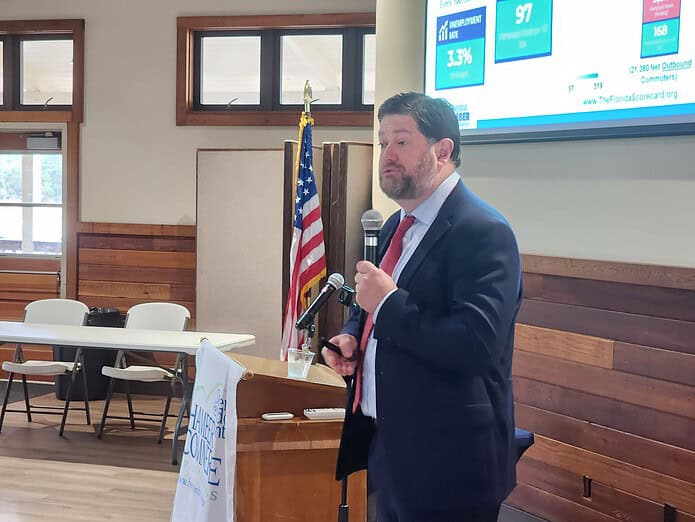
361, 209, 384, 264
295, 272, 345, 330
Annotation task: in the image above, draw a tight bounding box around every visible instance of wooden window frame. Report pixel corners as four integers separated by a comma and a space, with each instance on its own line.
177, 13, 375, 127
0, 20, 85, 300
0, 20, 84, 123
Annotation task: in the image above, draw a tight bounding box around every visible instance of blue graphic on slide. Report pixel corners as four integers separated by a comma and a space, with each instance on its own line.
435, 7, 486, 89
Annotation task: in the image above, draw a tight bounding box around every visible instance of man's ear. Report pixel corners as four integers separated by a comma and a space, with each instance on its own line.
435, 138, 454, 164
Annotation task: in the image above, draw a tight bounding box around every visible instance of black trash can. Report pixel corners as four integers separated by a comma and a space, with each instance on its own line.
54, 307, 125, 401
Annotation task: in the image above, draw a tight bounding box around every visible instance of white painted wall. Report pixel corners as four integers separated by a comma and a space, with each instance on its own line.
373, 0, 695, 268
1, 0, 375, 225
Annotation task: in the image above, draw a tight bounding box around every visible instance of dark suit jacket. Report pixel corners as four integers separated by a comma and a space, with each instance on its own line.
336, 180, 522, 513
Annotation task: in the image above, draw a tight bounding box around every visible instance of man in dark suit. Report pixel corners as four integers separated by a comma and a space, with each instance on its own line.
322, 92, 522, 522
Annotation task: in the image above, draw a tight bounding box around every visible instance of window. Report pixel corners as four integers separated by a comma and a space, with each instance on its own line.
177, 13, 376, 126
199, 34, 262, 106
279, 33, 344, 106
0, 20, 84, 122
21, 38, 73, 107
0, 148, 63, 256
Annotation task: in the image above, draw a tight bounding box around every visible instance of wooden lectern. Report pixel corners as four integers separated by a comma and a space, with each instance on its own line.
227, 353, 367, 522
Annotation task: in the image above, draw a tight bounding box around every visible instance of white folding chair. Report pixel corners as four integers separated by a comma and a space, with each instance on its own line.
0, 298, 91, 436
97, 302, 190, 443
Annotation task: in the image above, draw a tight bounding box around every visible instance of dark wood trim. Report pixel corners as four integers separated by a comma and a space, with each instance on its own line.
177, 110, 372, 127
526, 435, 695, 515
514, 377, 695, 452
70, 20, 85, 123
514, 350, 695, 419
515, 403, 695, 484
516, 458, 695, 522
522, 254, 695, 291
519, 299, 695, 355
0, 19, 83, 34
507, 483, 618, 522
613, 342, 695, 387
0, 111, 72, 123
64, 122, 79, 299
523, 272, 695, 322
177, 13, 375, 31
78, 222, 196, 237
175, 20, 193, 126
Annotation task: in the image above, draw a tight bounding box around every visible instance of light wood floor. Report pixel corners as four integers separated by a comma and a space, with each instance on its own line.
0, 389, 182, 521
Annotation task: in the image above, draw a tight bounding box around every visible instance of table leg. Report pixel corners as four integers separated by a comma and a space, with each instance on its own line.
171, 354, 190, 465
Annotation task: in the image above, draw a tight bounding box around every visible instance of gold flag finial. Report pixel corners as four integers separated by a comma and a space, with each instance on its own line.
303, 80, 312, 114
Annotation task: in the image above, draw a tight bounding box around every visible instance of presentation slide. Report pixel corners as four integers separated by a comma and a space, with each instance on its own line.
425, 0, 695, 139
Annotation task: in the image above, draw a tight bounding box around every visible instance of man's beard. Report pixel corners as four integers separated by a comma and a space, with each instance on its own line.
379, 152, 436, 201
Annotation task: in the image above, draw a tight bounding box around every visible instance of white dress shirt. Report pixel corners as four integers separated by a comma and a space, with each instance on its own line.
360, 172, 460, 418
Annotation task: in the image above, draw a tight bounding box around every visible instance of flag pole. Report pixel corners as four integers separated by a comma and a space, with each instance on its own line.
303, 79, 351, 522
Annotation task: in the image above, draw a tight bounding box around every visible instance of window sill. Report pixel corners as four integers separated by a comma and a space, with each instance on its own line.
0, 111, 73, 123
176, 109, 373, 127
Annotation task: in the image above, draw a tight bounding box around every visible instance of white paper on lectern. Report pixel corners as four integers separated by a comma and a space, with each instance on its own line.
171, 339, 244, 522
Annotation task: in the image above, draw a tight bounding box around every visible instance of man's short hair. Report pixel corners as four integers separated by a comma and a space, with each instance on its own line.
377, 92, 461, 168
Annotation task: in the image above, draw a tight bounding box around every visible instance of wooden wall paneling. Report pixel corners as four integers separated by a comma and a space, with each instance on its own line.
79, 296, 195, 315
78, 222, 196, 237
613, 342, 695, 387
515, 403, 695, 483
79, 265, 195, 285
523, 272, 695, 322
521, 255, 695, 291
79, 281, 174, 301
0, 257, 60, 272
516, 457, 695, 522
78, 248, 195, 270
525, 436, 695, 516
0, 291, 60, 302
0, 302, 28, 321
0, 272, 60, 320
518, 299, 695, 355
507, 483, 619, 522
77, 223, 196, 319
515, 324, 614, 368
513, 350, 695, 419
514, 377, 695, 452
0, 273, 59, 293
78, 235, 196, 252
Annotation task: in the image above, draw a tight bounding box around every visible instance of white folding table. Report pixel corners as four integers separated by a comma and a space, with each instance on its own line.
0, 321, 255, 463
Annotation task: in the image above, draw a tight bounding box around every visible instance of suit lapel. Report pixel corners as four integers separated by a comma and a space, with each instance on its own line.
396, 181, 466, 289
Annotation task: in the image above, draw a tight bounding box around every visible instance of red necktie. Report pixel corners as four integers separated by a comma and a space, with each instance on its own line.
352, 215, 416, 413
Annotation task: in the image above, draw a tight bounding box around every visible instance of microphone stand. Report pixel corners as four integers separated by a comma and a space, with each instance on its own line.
302, 315, 351, 522
297, 281, 356, 522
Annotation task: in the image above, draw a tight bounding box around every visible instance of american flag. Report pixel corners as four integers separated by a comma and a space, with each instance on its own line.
280, 113, 327, 360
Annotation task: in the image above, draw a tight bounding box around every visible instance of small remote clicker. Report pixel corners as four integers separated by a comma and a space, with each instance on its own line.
261, 412, 294, 421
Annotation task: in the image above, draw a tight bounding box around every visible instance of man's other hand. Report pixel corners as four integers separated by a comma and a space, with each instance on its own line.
321, 333, 359, 376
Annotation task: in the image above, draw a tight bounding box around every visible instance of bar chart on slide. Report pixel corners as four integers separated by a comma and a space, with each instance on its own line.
435, 7, 487, 89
